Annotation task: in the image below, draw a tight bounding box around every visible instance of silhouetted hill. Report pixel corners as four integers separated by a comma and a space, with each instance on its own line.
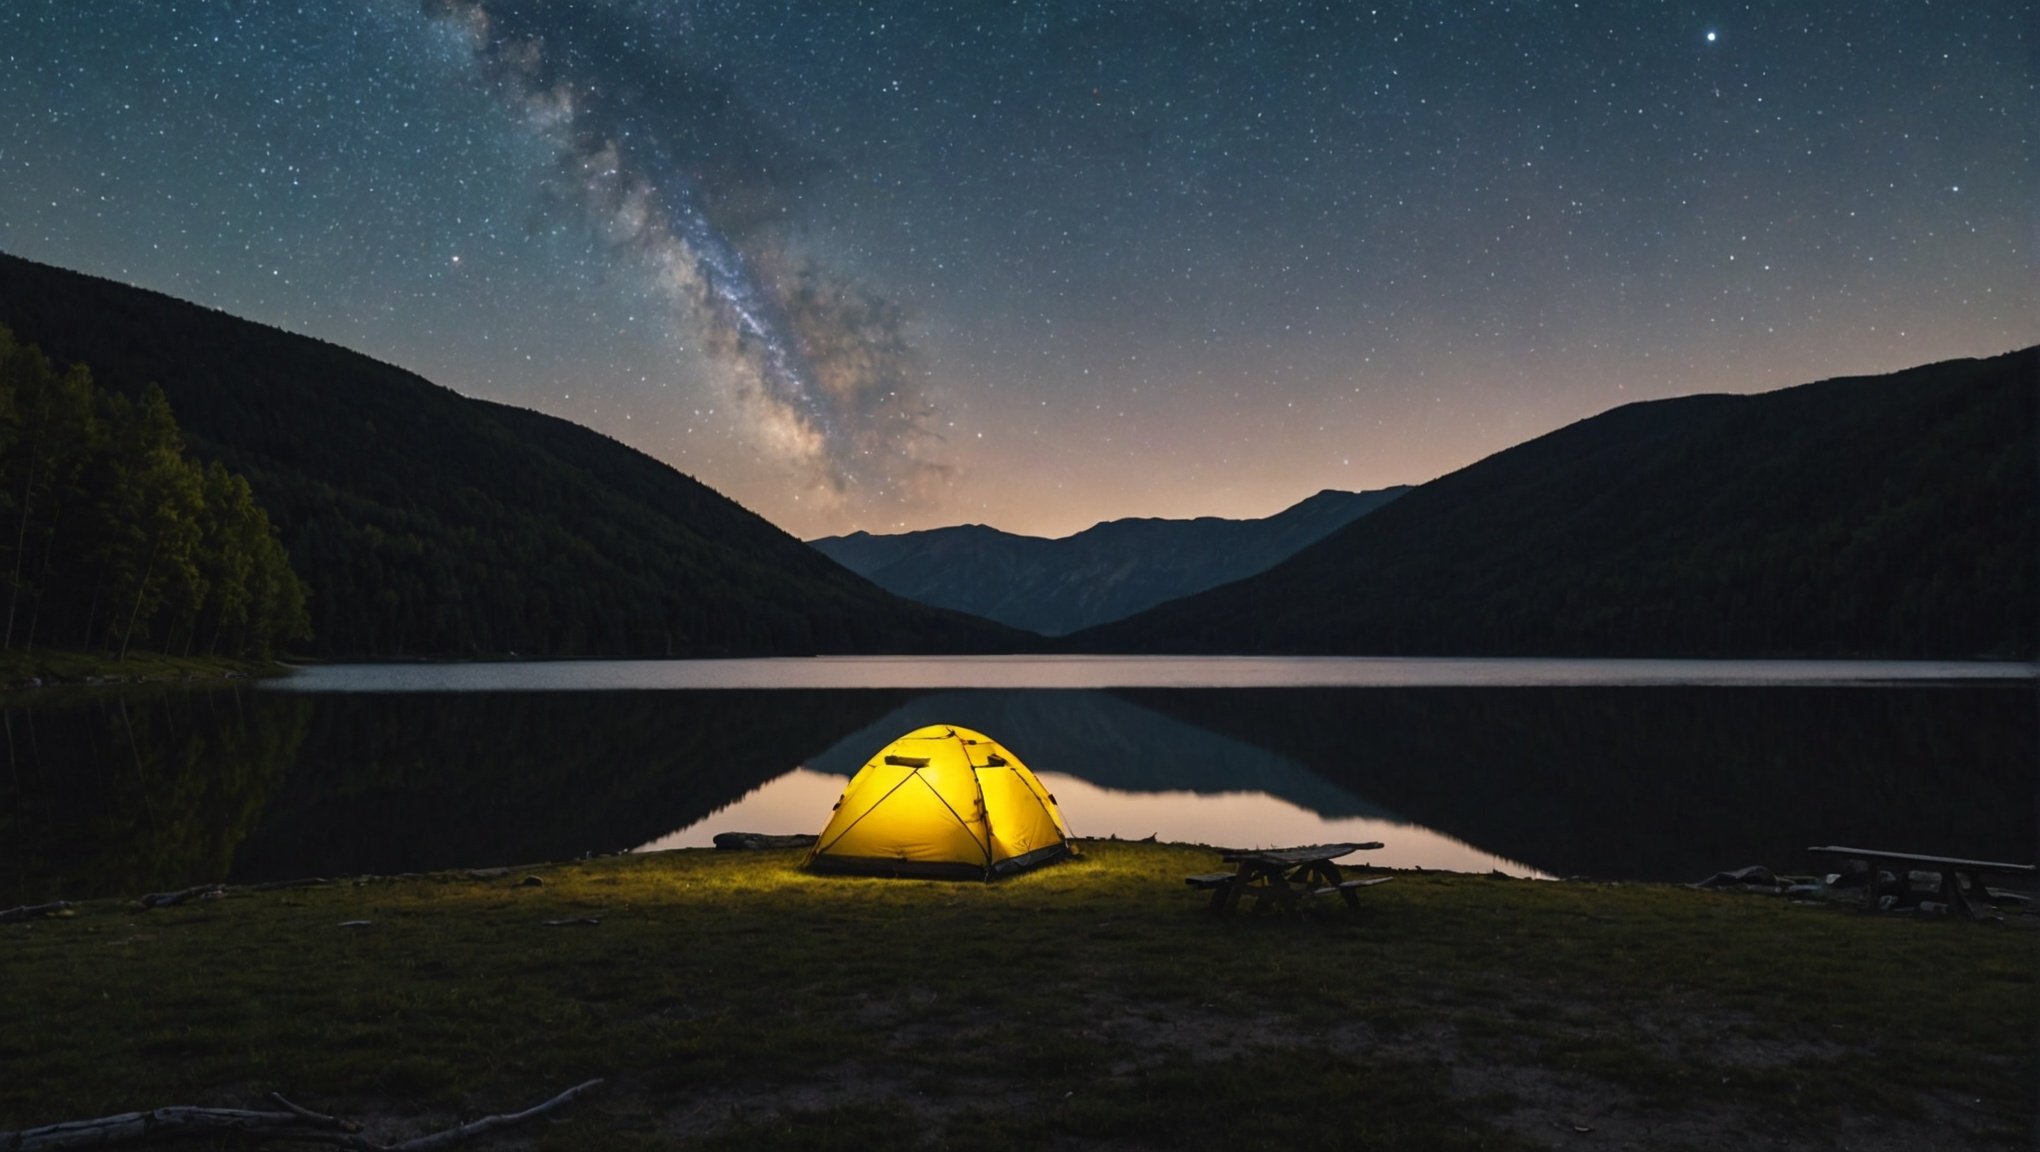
0, 252, 1029, 658
1076, 349, 2038, 658
812, 487, 1407, 635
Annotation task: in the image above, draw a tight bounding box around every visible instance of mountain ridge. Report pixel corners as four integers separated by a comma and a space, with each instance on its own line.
811, 486, 1408, 635
1073, 347, 2037, 658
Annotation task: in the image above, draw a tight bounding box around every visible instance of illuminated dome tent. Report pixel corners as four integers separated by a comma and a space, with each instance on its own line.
807, 725, 1074, 879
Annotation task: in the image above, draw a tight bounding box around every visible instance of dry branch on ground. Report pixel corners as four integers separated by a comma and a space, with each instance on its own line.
0, 1080, 603, 1151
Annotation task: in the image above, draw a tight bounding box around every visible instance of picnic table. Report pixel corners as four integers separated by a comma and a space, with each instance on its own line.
1807, 845, 2036, 918
1186, 842, 1390, 915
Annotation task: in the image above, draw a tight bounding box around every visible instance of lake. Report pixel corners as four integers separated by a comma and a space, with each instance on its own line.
5, 657, 2033, 903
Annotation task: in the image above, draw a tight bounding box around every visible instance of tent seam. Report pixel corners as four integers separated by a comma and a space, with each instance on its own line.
813, 769, 923, 858
913, 770, 990, 868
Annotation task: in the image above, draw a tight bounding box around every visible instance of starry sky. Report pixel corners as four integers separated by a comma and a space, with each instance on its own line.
0, 2, 2029, 539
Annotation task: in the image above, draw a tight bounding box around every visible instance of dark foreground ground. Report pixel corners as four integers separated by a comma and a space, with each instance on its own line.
2, 842, 2032, 1150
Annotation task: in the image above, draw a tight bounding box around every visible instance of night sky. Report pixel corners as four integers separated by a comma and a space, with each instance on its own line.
1, 2, 2028, 538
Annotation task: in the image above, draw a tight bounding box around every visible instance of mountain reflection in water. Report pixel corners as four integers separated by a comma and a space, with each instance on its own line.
638, 691, 1535, 875
3, 677, 2030, 903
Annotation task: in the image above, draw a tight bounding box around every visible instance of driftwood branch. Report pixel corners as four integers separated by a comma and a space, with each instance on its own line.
265, 1093, 359, 1131
135, 884, 223, 910
372, 1079, 604, 1152
0, 900, 72, 924
133, 877, 332, 911
0, 1103, 352, 1149
0, 1080, 603, 1151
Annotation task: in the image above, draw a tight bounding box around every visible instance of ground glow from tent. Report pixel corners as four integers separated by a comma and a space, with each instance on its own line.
638, 767, 1545, 878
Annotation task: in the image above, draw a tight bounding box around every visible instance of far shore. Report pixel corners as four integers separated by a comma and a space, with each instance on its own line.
9, 647, 2030, 699
0, 649, 280, 692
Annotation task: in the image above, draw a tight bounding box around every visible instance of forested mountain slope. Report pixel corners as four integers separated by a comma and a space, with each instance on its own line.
0, 252, 1027, 657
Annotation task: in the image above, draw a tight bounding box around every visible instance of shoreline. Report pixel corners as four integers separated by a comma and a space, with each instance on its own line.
0, 650, 282, 693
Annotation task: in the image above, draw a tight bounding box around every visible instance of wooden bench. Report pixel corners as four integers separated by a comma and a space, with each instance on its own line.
1312, 876, 1394, 900
1807, 845, 2036, 918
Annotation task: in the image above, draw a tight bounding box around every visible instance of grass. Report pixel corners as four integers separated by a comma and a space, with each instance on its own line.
0, 647, 278, 690
2, 842, 2033, 1150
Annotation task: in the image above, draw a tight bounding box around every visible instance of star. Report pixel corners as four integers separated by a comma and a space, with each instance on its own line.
0, 0, 2024, 539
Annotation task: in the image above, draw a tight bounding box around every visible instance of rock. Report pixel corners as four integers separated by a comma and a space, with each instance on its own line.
517, 874, 545, 887
712, 832, 819, 851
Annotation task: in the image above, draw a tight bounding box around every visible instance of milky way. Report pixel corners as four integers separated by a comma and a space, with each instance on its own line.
426, 0, 943, 507
0, 2, 2029, 536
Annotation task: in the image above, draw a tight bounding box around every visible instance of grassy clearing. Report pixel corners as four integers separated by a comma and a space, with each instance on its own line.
2, 842, 2032, 1150
0, 647, 277, 690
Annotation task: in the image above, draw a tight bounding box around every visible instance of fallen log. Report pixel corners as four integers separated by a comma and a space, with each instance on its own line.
712, 831, 817, 851
0, 1103, 352, 1149
0, 901, 72, 924
0, 1079, 603, 1151
241, 877, 333, 893
135, 884, 224, 910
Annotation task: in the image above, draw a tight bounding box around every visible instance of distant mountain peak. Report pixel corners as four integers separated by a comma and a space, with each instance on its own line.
810, 487, 1409, 636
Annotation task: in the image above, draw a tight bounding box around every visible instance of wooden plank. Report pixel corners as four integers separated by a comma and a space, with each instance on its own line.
1221, 842, 1384, 866
1807, 846, 2035, 875
1185, 873, 1236, 889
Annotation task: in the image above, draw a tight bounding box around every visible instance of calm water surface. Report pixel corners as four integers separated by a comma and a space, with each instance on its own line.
271, 655, 2036, 691
5, 657, 2032, 902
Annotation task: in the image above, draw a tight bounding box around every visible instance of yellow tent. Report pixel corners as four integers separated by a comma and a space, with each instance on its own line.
807, 725, 1074, 878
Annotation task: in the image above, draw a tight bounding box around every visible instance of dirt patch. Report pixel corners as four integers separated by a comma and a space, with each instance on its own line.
656, 986, 2023, 1151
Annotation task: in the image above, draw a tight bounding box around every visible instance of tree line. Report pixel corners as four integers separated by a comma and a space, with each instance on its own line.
0, 325, 309, 660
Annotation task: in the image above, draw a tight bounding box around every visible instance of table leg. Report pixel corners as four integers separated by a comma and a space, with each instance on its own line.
1236, 865, 1281, 915
1220, 863, 1258, 914
1324, 863, 1364, 910
1953, 870, 1984, 918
